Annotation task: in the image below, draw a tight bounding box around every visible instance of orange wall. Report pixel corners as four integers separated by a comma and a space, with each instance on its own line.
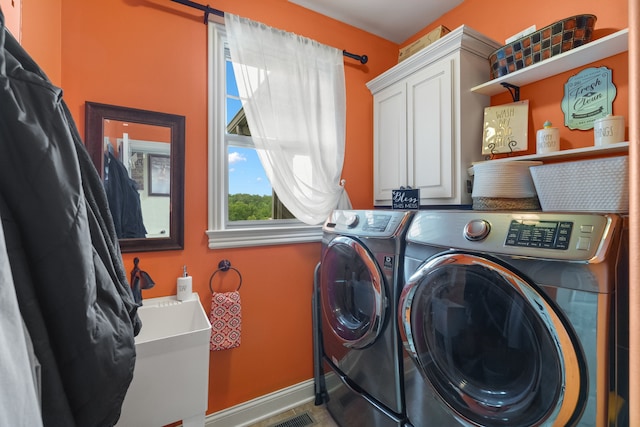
10, 0, 62, 85
1, 0, 22, 41
17, 0, 629, 419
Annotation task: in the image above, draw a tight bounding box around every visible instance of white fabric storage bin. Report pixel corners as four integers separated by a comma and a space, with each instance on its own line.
529, 156, 628, 212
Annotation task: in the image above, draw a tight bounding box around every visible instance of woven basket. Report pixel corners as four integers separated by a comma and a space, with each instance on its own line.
489, 14, 597, 79
471, 161, 542, 199
473, 197, 541, 211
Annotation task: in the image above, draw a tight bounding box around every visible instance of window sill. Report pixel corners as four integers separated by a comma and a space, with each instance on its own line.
206, 225, 322, 249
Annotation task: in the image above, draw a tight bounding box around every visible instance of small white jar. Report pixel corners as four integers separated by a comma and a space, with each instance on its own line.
536, 121, 560, 154
594, 115, 625, 146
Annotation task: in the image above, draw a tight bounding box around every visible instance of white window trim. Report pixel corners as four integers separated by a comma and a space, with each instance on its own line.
206, 22, 322, 249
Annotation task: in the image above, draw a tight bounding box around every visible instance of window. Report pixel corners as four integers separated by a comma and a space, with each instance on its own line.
206, 23, 322, 249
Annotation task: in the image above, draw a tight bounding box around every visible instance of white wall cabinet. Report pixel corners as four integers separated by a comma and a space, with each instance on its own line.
367, 26, 500, 207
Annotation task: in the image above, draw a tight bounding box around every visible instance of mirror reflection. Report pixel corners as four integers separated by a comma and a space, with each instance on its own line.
103, 120, 171, 238
85, 102, 185, 252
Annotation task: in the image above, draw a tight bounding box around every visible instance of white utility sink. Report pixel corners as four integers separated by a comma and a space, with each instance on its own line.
116, 293, 211, 427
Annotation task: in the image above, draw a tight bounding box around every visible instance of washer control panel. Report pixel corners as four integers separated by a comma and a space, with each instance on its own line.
406, 211, 620, 261
505, 219, 574, 250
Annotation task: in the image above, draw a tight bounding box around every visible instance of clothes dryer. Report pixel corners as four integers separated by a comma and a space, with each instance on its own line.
399, 211, 628, 427
315, 209, 413, 427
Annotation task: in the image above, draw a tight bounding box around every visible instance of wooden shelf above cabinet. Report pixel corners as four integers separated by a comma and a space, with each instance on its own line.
473, 141, 629, 165
471, 28, 629, 96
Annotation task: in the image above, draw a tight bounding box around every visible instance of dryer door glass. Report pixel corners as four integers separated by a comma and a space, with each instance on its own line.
399, 252, 586, 427
320, 236, 386, 349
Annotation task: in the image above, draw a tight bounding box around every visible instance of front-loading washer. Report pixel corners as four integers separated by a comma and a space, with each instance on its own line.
314, 209, 413, 427
399, 210, 628, 427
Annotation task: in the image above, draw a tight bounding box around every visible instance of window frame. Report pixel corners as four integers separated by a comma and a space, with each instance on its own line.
206, 22, 322, 249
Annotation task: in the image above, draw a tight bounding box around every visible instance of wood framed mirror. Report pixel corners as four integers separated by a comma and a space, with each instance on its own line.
85, 102, 185, 252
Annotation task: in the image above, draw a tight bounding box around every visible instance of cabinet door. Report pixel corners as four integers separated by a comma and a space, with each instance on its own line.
372, 82, 407, 204
407, 56, 454, 202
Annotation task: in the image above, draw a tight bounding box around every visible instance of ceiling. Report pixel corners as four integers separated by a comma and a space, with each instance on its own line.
288, 0, 464, 44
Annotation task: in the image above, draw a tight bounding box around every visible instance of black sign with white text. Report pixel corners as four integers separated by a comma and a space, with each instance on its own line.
392, 188, 419, 210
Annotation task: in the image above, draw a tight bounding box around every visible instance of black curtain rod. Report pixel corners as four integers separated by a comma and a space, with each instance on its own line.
170, 0, 368, 64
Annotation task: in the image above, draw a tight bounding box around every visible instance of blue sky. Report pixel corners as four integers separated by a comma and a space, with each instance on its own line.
227, 147, 272, 196
226, 61, 272, 196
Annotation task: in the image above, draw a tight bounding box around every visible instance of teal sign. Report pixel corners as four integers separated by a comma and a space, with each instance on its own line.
562, 67, 616, 130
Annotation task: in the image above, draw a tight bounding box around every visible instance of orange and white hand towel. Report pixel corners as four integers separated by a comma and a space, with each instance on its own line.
209, 291, 241, 351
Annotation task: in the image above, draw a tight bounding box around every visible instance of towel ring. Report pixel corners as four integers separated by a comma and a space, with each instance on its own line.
208, 259, 243, 293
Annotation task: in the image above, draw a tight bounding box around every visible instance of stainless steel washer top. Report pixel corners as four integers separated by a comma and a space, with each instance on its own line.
406, 210, 618, 262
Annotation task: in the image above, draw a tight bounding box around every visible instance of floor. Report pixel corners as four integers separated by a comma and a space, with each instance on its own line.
247, 400, 338, 427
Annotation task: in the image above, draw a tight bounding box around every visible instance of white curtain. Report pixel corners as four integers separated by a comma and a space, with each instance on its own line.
224, 13, 351, 225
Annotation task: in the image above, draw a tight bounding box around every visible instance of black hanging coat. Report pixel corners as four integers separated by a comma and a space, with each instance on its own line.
0, 9, 141, 427
104, 151, 147, 239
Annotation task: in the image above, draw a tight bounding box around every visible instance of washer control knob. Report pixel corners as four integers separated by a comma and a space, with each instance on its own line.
345, 214, 359, 228
464, 219, 491, 241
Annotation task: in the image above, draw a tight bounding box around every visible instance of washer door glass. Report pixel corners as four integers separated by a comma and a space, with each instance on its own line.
399, 251, 586, 427
320, 236, 386, 349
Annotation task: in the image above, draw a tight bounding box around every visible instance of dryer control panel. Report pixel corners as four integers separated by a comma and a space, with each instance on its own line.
324, 210, 411, 238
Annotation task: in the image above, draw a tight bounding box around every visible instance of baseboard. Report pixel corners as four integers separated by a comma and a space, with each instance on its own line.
204, 379, 316, 427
